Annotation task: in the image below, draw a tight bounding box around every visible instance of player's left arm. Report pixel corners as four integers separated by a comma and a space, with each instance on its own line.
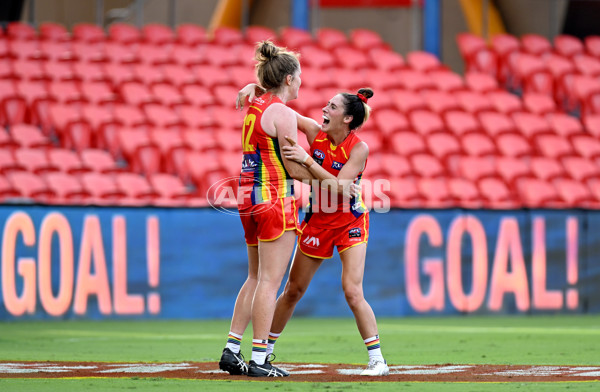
283, 137, 367, 196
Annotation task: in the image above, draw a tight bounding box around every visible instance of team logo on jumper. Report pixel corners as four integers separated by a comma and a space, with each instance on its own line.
302, 235, 320, 247
349, 228, 362, 238
241, 153, 259, 172
331, 161, 344, 170
313, 150, 325, 166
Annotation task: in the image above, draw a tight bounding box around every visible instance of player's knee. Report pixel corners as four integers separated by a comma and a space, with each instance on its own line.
343, 286, 364, 309
283, 281, 306, 304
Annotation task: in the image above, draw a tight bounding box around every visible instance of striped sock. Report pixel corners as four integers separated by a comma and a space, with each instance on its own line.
251, 339, 268, 365
225, 331, 243, 354
266, 332, 280, 356
364, 335, 384, 361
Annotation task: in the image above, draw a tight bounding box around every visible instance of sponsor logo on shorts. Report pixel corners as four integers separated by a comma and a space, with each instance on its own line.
302, 235, 320, 247
349, 228, 361, 239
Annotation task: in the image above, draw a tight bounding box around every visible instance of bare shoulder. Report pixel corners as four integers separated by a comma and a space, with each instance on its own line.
351, 140, 369, 158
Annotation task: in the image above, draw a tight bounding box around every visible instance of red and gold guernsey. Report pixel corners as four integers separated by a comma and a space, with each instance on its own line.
304, 130, 368, 228
238, 92, 294, 208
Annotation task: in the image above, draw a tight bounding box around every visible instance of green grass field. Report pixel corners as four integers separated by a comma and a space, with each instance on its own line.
1, 315, 599, 391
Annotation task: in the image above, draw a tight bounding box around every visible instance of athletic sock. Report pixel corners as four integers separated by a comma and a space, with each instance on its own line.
364, 335, 384, 362
251, 339, 268, 365
266, 332, 280, 356
225, 331, 243, 354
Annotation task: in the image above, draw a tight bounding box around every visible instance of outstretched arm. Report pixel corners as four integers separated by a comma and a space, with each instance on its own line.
282, 136, 364, 197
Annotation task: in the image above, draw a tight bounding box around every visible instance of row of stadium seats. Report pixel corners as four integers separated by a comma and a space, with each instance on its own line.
457, 32, 600, 118
2, 22, 600, 209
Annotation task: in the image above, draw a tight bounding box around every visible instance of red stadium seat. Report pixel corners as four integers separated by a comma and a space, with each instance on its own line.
181, 84, 216, 108
510, 112, 552, 140
487, 91, 523, 115
143, 104, 185, 129
410, 153, 446, 178
0, 149, 24, 173
10, 124, 53, 149
464, 72, 499, 93
407, 51, 445, 73
142, 23, 175, 45
388, 177, 423, 208
457, 156, 496, 182
571, 135, 600, 160
162, 63, 198, 87
534, 134, 575, 159
561, 156, 600, 182
332, 47, 371, 70
391, 89, 427, 114
585, 35, 600, 58
176, 24, 207, 46
373, 109, 410, 136
443, 111, 481, 136
573, 55, 600, 77
447, 177, 482, 208
456, 32, 487, 64
530, 156, 567, 181
316, 27, 349, 51
350, 28, 388, 51
72, 23, 106, 42
15, 148, 59, 174
553, 34, 584, 58
396, 69, 436, 91
380, 153, 413, 178
522, 93, 557, 115
80, 172, 126, 205
0, 129, 19, 151
478, 111, 517, 137
409, 110, 446, 136
47, 148, 92, 174
39, 22, 70, 41
148, 173, 194, 205
495, 133, 533, 157
211, 26, 244, 46
463, 47, 498, 77
367, 47, 406, 72
422, 90, 460, 115
546, 113, 584, 140
299, 45, 337, 69
460, 133, 497, 157
80, 149, 122, 174
495, 156, 533, 187
109, 23, 142, 44
0, 175, 20, 201
516, 177, 563, 208
425, 133, 462, 163
279, 26, 314, 50
192, 64, 233, 89
430, 70, 465, 92
553, 178, 595, 207
417, 177, 454, 208
115, 172, 160, 201
478, 177, 517, 209
42, 172, 91, 204
389, 131, 426, 157
1, 96, 28, 127
6, 170, 55, 203
6, 22, 37, 40
455, 91, 494, 114
246, 25, 278, 45
521, 34, 552, 57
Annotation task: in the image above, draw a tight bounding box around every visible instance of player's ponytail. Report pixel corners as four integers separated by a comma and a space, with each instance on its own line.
342, 88, 374, 131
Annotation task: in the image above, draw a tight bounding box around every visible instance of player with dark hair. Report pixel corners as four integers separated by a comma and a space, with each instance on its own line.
238, 85, 389, 376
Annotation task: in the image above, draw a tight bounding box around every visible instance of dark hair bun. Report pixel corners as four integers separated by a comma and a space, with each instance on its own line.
357, 88, 374, 100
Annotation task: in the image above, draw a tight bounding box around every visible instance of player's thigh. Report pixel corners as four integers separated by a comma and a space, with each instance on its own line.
246, 245, 259, 279
339, 243, 367, 290
287, 249, 323, 293
257, 230, 296, 282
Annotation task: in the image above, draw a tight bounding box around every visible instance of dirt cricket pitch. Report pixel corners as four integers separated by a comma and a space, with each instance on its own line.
1, 361, 600, 382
